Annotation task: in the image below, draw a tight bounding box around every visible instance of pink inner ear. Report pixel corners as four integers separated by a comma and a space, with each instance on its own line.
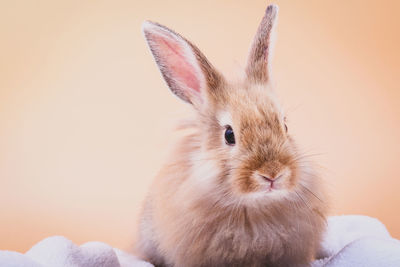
154, 34, 201, 94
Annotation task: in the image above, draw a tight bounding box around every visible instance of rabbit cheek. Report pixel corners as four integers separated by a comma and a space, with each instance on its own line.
231, 169, 262, 194
284, 158, 300, 189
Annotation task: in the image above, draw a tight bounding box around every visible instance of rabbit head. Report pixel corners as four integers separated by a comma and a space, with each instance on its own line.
142, 5, 320, 207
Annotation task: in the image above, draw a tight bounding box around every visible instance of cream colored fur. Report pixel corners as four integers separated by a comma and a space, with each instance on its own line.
137, 4, 328, 267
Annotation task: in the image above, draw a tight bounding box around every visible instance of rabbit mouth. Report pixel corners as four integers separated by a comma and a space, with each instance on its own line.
252, 171, 288, 193
265, 180, 275, 192
264, 181, 283, 193
259, 178, 290, 197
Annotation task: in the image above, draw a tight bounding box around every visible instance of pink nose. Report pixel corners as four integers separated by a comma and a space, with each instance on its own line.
260, 173, 283, 182
261, 175, 274, 182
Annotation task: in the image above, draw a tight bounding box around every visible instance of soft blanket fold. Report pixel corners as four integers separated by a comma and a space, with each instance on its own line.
1, 215, 399, 267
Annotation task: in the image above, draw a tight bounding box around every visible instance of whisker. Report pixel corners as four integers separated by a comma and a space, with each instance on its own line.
294, 190, 312, 212
299, 183, 324, 203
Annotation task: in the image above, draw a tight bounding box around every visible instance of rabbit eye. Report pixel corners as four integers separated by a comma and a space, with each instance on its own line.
224, 126, 235, 145
284, 123, 288, 133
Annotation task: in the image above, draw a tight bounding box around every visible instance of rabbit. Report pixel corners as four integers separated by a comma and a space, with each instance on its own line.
136, 4, 328, 267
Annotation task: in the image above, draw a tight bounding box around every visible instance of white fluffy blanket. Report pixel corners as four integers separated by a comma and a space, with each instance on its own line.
1, 215, 399, 267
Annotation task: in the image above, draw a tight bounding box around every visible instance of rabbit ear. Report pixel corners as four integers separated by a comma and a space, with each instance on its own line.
142, 21, 223, 107
246, 4, 278, 84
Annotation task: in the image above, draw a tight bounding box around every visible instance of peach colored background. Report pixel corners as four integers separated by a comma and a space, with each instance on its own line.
1, 0, 399, 252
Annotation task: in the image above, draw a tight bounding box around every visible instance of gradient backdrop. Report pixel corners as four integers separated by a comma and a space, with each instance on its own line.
1, 0, 399, 252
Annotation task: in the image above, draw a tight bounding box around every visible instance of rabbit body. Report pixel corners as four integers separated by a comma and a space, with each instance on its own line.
137, 4, 327, 267
137, 136, 326, 267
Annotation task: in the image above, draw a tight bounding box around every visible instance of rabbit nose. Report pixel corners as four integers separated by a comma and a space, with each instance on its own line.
260, 173, 283, 182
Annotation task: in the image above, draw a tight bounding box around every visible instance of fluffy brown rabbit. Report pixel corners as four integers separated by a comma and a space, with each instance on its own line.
136, 4, 327, 267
